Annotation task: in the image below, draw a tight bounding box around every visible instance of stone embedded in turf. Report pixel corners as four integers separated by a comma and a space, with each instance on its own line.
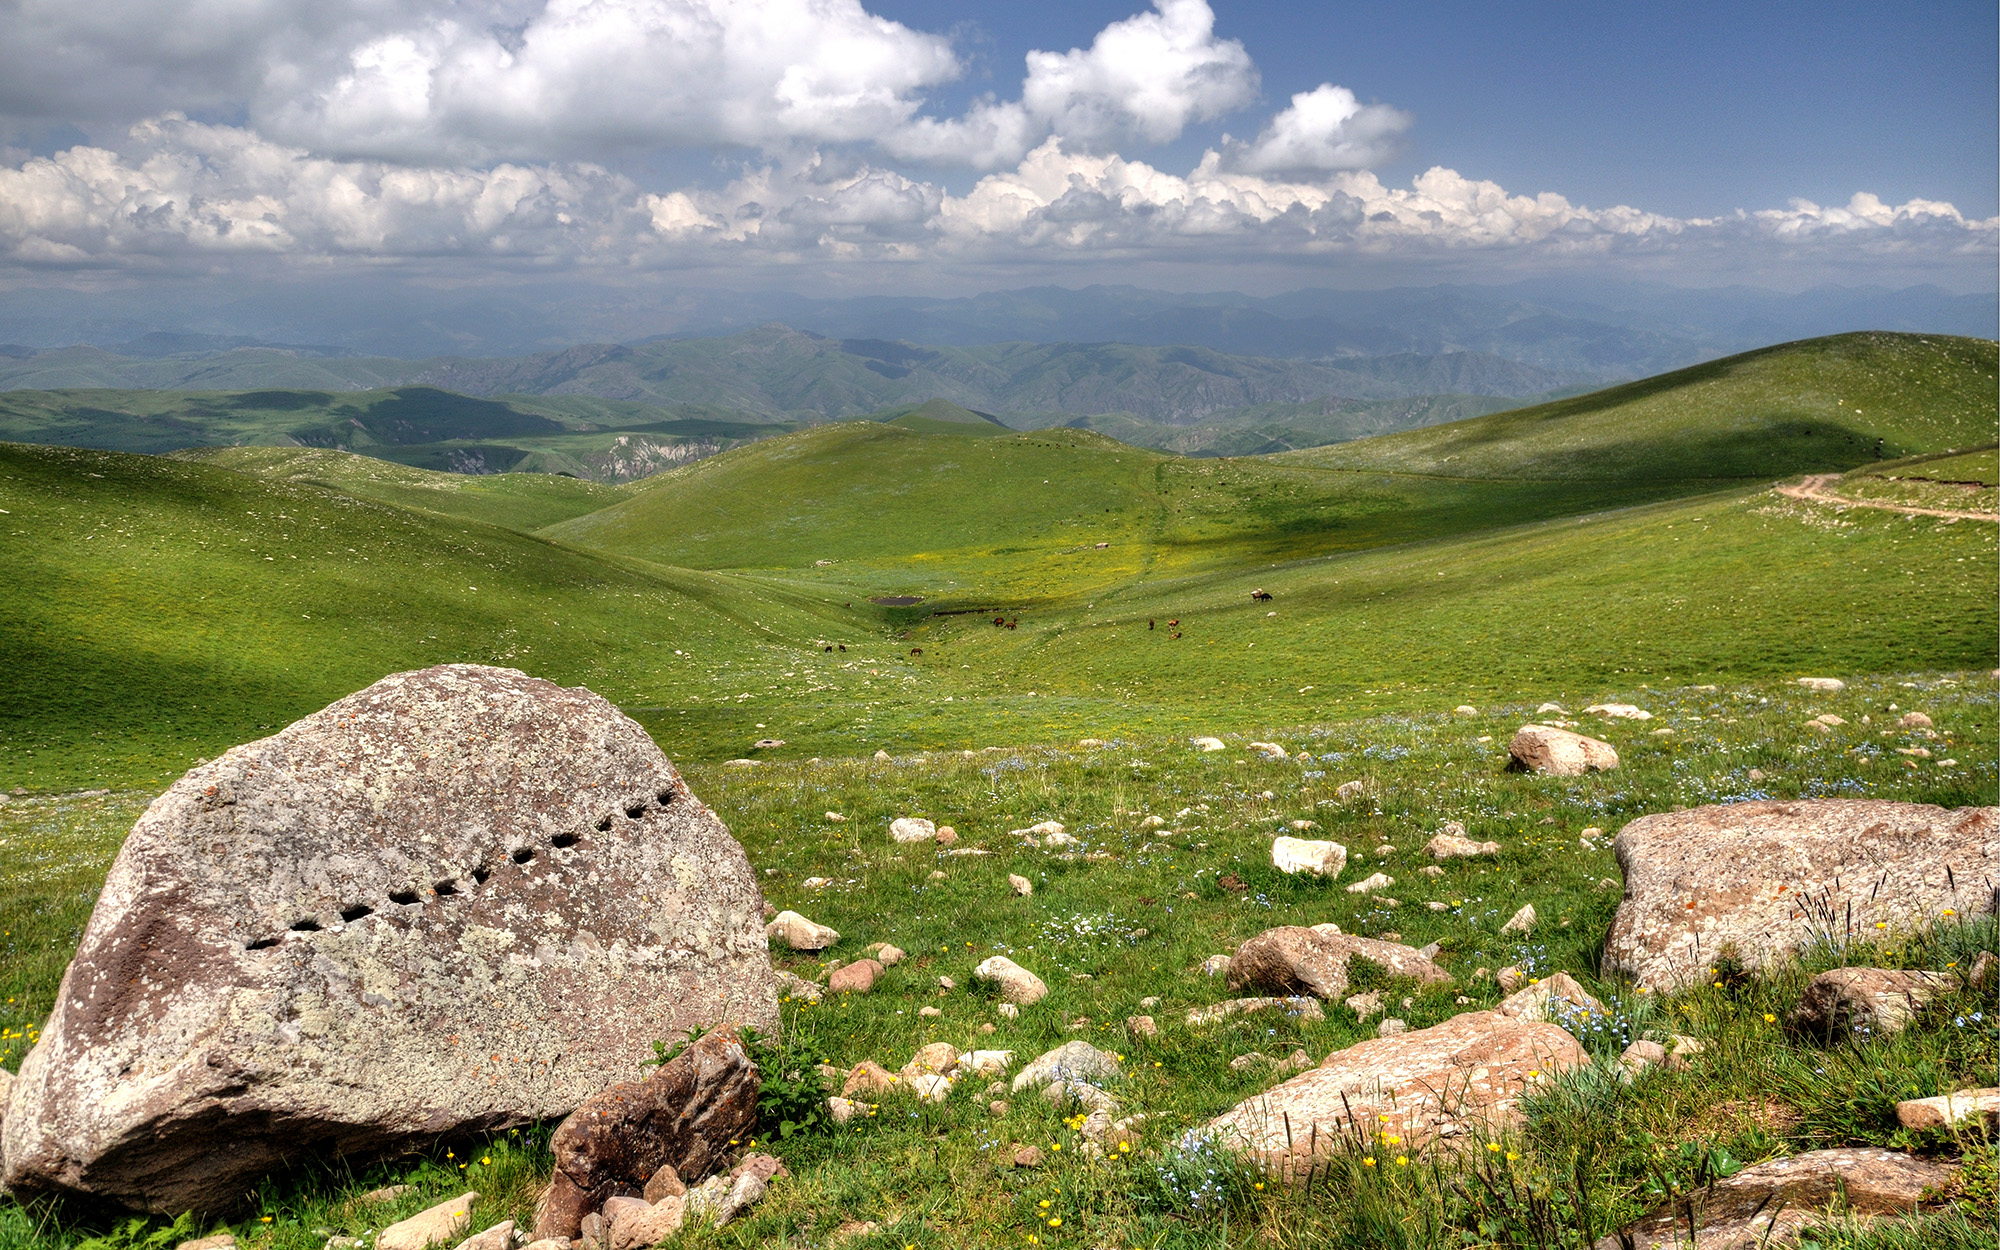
828, 958, 882, 994
1011, 1040, 1121, 1093
765, 910, 840, 950
1271, 835, 1347, 876
1425, 832, 1500, 859
378, 1194, 479, 1250
534, 1030, 760, 1241
1786, 966, 1959, 1041
1602, 799, 1999, 992
1203, 1011, 1587, 1177
888, 816, 935, 843
1895, 1087, 2000, 1131
1507, 724, 1620, 776
973, 955, 1049, 1004
0, 664, 776, 1217
1227, 926, 1451, 1001
1186, 997, 1327, 1027
1494, 972, 1606, 1024
1594, 1147, 1953, 1250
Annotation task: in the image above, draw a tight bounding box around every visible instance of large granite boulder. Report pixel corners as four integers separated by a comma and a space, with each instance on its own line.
532, 1030, 760, 1241
1, 665, 778, 1215
1203, 1011, 1586, 1178
1227, 927, 1451, 1001
1602, 800, 1997, 992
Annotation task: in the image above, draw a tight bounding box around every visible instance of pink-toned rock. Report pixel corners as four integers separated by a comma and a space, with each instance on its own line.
1592, 1148, 1954, 1250
829, 959, 883, 994
379, 1194, 480, 1250
1227, 926, 1451, 1001
607, 1198, 684, 1250
1602, 800, 1998, 992
532, 1031, 760, 1241
899, 1042, 960, 1085
452, 1222, 514, 1250
1507, 725, 1619, 776
1895, 1088, 2000, 1131
1494, 973, 1608, 1024
1788, 967, 1959, 1040
1204, 1012, 1586, 1178
1425, 833, 1500, 859
1185, 997, 1326, 1027
841, 1061, 896, 1098
641, 1164, 685, 1203
1, 665, 777, 1216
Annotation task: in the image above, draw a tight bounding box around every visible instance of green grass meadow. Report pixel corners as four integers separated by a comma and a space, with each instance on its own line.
0, 331, 1995, 1248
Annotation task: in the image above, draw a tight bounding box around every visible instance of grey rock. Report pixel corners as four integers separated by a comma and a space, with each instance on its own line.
1227, 926, 1451, 1001
1, 666, 775, 1216
1011, 1041, 1120, 1093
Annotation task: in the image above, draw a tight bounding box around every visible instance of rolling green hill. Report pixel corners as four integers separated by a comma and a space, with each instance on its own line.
875, 397, 1012, 435
165, 447, 633, 530
2, 331, 1993, 795
1281, 332, 1997, 480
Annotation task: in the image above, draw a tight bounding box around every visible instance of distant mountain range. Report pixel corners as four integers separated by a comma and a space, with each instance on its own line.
0, 325, 1586, 426
0, 278, 1989, 374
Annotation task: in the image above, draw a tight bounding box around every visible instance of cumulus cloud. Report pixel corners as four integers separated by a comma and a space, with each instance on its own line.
263, 0, 964, 162
0, 115, 652, 264
5, 118, 1990, 279
3, 0, 1277, 173
1226, 84, 1409, 174
884, 0, 1258, 168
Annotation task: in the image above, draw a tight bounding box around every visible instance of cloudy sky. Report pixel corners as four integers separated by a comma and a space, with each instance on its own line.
0, 0, 1994, 295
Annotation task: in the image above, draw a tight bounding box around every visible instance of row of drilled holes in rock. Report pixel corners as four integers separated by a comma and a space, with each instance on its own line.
244, 791, 677, 951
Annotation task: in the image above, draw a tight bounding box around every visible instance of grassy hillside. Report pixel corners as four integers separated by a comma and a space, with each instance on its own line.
876, 397, 1012, 435
544, 422, 1713, 600
166, 447, 632, 530
0, 442, 886, 790
1282, 332, 1997, 480
2, 331, 1993, 789
1052, 393, 1538, 457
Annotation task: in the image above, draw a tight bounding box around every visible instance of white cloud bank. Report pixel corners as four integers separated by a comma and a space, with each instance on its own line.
0, 0, 1989, 284
2, 117, 1991, 277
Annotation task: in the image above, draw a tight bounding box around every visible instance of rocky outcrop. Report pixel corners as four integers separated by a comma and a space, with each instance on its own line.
1593, 1148, 1953, 1249
1, 665, 777, 1215
533, 1031, 761, 1241
1787, 967, 1959, 1041
1507, 726, 1619, 776
1227, 927, 1450, 1001
1204, 1011, 1586, 1178
1602, 800, 1998, 992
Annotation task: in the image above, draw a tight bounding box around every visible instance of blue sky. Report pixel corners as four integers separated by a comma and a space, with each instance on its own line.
868, 0, 1999, 216
0, 0, 1992, 294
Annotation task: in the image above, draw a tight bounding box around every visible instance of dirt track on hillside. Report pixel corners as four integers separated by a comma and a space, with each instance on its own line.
1774, 473, 1998, 522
